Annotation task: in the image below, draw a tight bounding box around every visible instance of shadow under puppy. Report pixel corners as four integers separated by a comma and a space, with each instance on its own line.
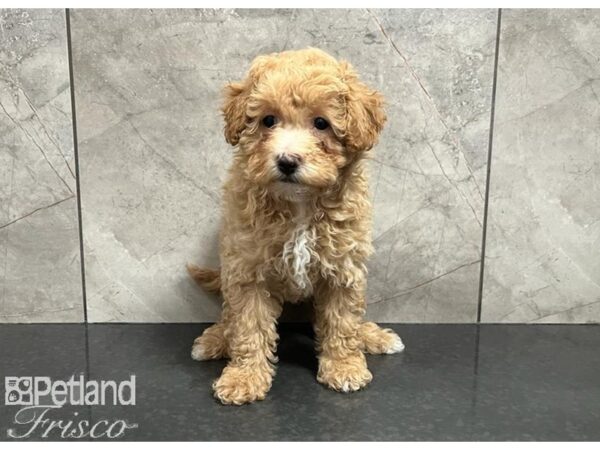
188, 48, 404, 405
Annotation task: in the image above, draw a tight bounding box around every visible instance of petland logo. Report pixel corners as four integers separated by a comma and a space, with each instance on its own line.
4, 375, 138, 439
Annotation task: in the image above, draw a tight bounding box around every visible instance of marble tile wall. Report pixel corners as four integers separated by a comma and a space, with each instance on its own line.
0, 9, 598, 324
364, 9, 496, 322
70, 9, 496, 322
0, 9, 83, 322
481, 10, 600, 323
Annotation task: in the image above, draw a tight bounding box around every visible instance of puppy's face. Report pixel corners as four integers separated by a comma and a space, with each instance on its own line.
222, 49, 386, 201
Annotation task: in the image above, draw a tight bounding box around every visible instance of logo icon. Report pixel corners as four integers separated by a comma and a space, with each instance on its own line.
4, 377, 33, 406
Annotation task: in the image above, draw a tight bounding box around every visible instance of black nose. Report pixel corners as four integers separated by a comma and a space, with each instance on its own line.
277, 155, 299, 176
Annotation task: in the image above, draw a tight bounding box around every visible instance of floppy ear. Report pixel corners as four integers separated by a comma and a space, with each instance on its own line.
221, 81, 250, 146
342, 64, 387, 152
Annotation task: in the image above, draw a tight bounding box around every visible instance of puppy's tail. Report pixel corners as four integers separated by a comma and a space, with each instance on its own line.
186, 264, 221, 294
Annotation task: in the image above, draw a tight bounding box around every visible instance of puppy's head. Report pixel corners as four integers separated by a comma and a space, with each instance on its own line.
222, 48, 386, 201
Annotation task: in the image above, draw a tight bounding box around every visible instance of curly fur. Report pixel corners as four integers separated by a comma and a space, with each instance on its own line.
188, 48, 404, 405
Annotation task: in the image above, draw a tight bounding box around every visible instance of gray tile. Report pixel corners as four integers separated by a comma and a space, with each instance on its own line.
71, 9, 496, 322
85, 323, 478, 441
366, 9, 497, 322
372, 9, 497, 188
482, 10, 600, 323
0, 9, 83, 323
2, 323, 599, 440
0, 324, 88, 440
473, 325, 600, 440
1, 198, 82, 322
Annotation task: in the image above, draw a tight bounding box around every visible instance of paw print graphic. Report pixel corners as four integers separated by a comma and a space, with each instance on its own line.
4, 377, 33, 406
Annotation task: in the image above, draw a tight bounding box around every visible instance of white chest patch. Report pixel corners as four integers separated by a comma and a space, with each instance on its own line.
281, 223, 316, 292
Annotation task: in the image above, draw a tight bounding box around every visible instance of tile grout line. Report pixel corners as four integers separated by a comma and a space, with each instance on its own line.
84, 320, 92, 441
65, 9, 93, 434
65, 9, 88, 324
469, 324, 481, 437
477, 9, 502, 323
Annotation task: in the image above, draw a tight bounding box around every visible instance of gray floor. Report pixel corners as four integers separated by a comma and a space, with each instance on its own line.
1, 323, 599, 441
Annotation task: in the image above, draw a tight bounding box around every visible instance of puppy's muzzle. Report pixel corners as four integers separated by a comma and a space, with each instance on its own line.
276, 154, 301, 181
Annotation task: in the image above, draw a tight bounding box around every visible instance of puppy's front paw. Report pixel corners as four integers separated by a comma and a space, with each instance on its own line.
213, 365, 272, 405
317, 354, 373, 393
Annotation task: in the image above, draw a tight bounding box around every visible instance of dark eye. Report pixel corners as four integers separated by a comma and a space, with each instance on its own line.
314, 117, 329, 130
262, 115, 278, 128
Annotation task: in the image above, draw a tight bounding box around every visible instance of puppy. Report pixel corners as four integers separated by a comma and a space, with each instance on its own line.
188, 48, 404, 405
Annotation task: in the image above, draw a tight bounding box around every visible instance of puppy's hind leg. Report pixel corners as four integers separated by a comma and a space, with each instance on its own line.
358, 321, 405, 355
188, 264, 227, 360
192, 323, 228, 361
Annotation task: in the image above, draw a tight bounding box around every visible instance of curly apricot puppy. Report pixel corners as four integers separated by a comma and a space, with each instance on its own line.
188, 48, 404, 405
